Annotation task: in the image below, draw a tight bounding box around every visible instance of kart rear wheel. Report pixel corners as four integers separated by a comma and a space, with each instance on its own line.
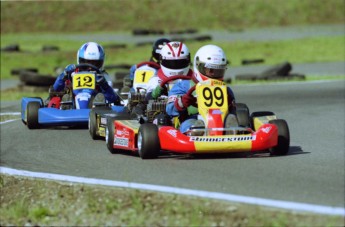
137, 123, 160, 159
224, 114, 239, 135
89, 109, 101, 140
236, 103, 250, 127
269, 119, 290, 156
106, 118, 120, 154
27, 102, 40, 129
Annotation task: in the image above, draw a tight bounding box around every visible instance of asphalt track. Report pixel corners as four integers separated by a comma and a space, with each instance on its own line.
1, 79, 344, 210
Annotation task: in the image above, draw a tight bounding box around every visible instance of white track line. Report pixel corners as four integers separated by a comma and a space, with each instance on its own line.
0, 112, 21, 116
0, 112, 21, 124
0, 119, 20, 124
1, 167, 344, 216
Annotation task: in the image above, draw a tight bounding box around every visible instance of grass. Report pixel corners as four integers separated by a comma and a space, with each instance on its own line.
1, 174, 343, 226
1, 0, 344, 33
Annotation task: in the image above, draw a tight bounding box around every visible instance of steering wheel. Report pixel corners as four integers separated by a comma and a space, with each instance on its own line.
159, 75, 193, 88
186, 85, 198, 107
136, 61, 160, 69
75, 63, 101, 74
159, 75, 197, 107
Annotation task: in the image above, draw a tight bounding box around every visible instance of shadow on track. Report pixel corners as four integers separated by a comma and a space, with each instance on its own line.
104, 146, 307, 160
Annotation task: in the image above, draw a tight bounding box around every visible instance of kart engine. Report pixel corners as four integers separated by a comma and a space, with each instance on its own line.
127, 91, 167, 123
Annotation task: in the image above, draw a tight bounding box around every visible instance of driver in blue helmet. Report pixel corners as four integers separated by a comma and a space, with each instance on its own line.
51, 42, 120, 104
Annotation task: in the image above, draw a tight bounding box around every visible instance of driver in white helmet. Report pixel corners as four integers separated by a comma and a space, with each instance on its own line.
145, 41, 193, 100
51, 42, 120, 105
166, 44, 238, 133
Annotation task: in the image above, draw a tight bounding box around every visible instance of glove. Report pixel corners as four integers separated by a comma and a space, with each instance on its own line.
174, 94, 197, 111
97, 76, 109, 90
63, 64, 76, 80
152, 86, 167, 99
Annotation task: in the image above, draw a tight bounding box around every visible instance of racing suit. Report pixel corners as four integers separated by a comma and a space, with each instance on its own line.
53, 69, 120, 104
166, 79, 236, 133
130, 61, 160, 95
129, 57, 156, 81
146, 68, 194, 100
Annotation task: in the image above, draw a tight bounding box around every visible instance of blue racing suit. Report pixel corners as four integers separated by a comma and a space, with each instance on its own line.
166, 79, 236, 133
53, 69, 120, 104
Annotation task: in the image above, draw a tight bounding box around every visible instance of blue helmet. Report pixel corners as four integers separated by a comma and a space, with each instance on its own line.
77, 42, 105, 69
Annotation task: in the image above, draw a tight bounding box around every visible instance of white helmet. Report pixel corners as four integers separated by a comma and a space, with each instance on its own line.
160, 41, 190, 77
77, 42, 105, 69
193, 44, 228, 82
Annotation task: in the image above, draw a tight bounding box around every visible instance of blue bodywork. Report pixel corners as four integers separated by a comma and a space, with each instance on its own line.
21, 97, 125, 127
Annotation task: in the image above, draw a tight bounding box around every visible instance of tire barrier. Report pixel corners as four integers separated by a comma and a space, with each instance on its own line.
19, 70, 56, 87
241, 59, 265, 65
135, 41, 154, 47
42, 45, 60, 52
193, 35, 212, 41
132, 29, 164, 36
235, 62, 306, 81
132, 28, 199, 36
1, 44, 20, 52
11, 68, 39, 76
169, 29, 198, 35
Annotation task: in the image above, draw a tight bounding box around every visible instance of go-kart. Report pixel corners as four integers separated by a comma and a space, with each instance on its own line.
105, 77, 290, 159
88, 61, 161, 140
21, 63, 125, 129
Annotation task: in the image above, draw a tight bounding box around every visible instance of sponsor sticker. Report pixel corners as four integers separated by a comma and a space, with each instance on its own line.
167, 129, 178, 137
190, 136, 254, 142
114, 137, 129, 147
101, 117, 107, 125
116, 129, 129, 136
262, 126, 272, 134
211, 109, 223, 115
104, 113, 118, 117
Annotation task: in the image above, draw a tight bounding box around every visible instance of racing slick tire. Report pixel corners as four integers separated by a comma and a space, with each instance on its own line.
268, 119, 290, 156
138, 123, 160, 159
27, 101, 40, 129
236, 103, 250, 127
89, 109, 101, 140
105, 117, 121, 154
224, 114, 239, 135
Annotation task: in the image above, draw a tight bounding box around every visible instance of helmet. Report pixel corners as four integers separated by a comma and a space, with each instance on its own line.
151, 38, 171, 63
160, 41, 191, 77
77, 42, 105, 69
193, 44, 228, 82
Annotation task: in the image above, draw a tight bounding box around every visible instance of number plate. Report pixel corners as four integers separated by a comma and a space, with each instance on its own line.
72, 73, 96, 90
196, 84, 228, 109
134, 69, 155, 84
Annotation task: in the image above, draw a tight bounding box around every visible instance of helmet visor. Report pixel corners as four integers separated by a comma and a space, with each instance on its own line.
79, 58, 103, 69
161, 58, 190, 70
197, 62, 226, 79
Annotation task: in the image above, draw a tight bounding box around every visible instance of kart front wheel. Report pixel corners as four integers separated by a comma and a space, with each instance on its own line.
269, 119, 290, 156
106, 118, 121, 154
89, 109, 101, 140
137, 123, 160, 159
27, 102, 40, 129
